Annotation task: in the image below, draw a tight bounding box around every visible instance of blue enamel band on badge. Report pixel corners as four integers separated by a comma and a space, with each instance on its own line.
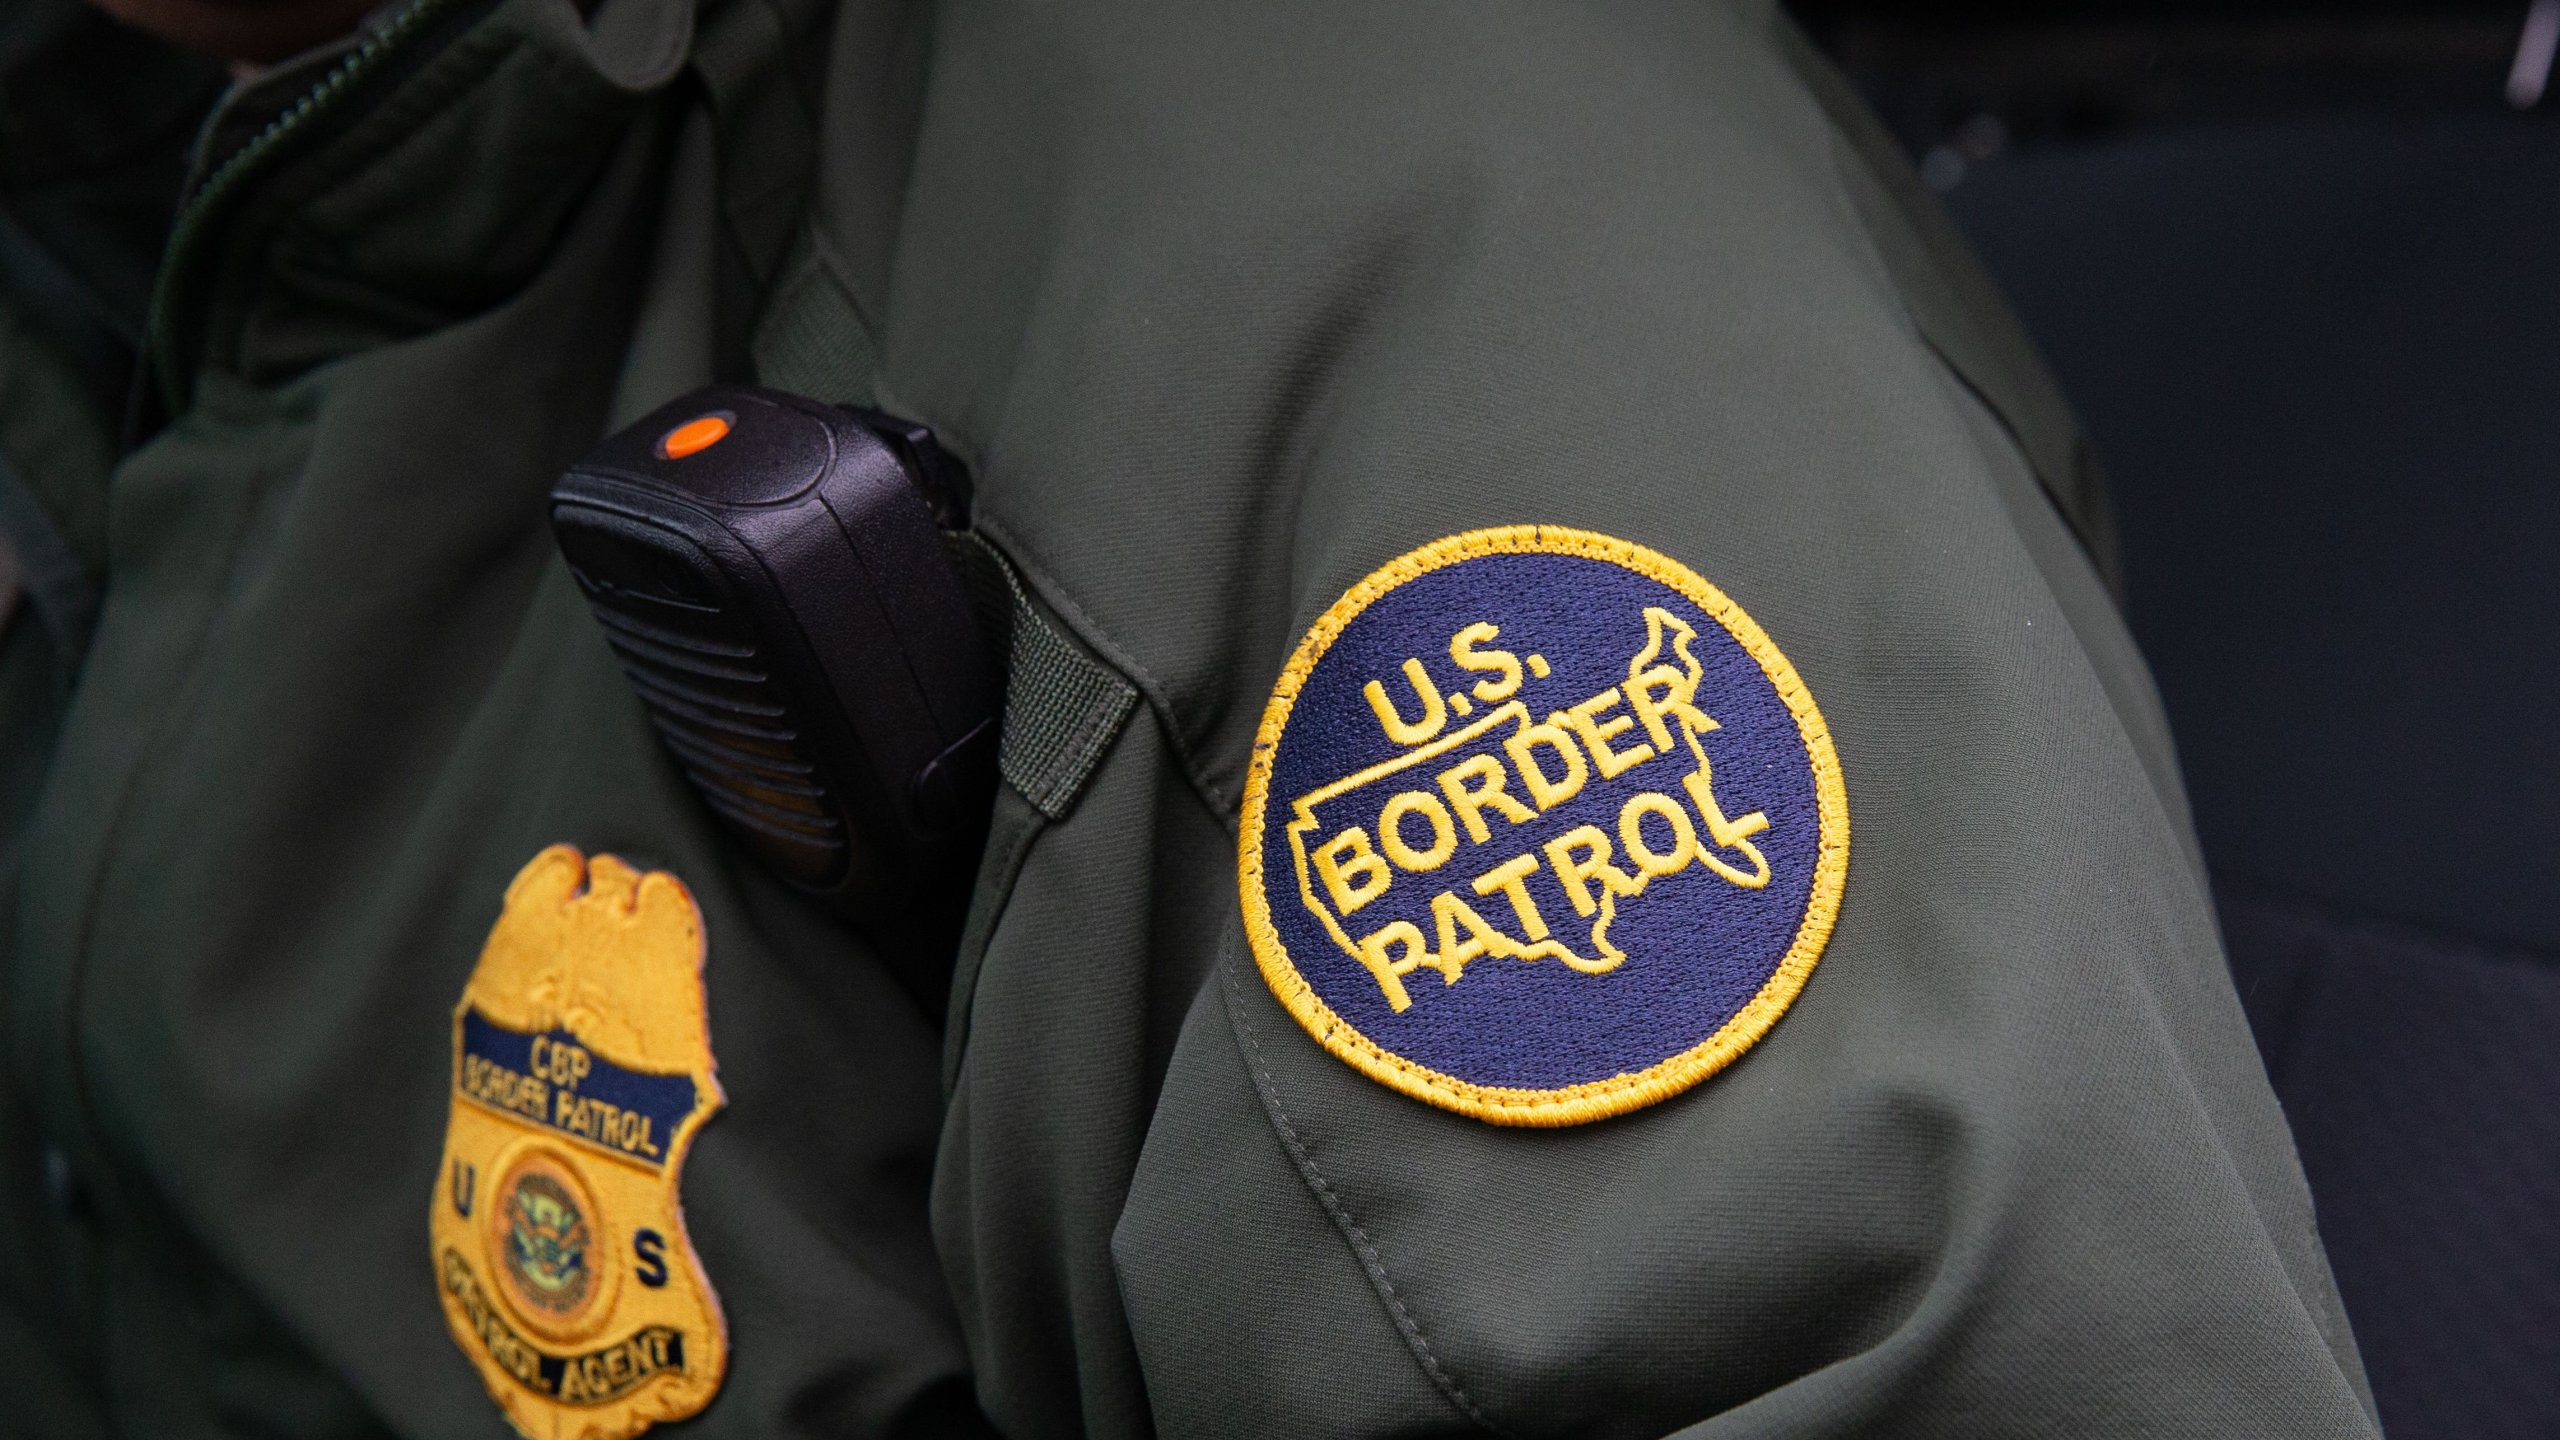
457, 1010, 700, 1169
1238, 527, 1849, 1126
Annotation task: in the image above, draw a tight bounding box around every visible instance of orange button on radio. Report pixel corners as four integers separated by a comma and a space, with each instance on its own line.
657, 412, 733, 460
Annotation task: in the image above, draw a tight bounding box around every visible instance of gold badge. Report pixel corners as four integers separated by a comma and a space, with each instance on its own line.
432, 845, 727, 1439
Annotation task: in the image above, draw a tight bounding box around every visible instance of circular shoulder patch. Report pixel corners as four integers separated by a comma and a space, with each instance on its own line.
1239, 526, 1848, 1126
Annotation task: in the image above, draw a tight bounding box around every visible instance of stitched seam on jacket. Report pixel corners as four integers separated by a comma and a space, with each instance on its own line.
1218, 958, 1506, 1436
1807, 125, 2123, 597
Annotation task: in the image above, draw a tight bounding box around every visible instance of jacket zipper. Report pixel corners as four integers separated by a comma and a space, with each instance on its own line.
144, 0, 460, 410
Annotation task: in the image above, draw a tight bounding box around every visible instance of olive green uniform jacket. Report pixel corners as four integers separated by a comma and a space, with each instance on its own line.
0, 0, 2380, 1435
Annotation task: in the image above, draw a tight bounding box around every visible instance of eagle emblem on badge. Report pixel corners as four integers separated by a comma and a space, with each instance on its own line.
431, 845, 726, 1439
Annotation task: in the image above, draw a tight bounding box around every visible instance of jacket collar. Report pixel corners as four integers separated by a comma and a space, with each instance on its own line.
145, 0, 698, 414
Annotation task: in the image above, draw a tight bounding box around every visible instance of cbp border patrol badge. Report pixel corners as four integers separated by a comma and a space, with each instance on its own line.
1239, 527, 1849, 1126
432, 845, 727, 1439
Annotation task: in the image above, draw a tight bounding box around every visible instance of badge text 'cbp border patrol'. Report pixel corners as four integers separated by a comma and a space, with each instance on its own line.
1239, 527, 1849, 1126
432, 846, 728, 1440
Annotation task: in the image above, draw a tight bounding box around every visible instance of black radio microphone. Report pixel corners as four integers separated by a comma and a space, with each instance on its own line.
549, 385, 1000, 1014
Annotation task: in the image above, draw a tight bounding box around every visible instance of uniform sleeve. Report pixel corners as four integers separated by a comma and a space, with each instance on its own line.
878, 2, 2380, 1434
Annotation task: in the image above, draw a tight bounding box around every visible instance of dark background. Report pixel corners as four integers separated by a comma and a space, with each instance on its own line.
1789, 5, 2560, 1435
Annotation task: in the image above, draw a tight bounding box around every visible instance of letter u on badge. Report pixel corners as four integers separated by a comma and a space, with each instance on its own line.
431, 845, 728, 1440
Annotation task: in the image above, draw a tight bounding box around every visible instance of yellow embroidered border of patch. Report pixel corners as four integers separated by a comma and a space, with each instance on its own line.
1237, 525, 1850, 1126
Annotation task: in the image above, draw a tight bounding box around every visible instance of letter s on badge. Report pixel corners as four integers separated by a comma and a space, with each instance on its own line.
432, 845, 726, 1439
1239, 527, 1849, 1126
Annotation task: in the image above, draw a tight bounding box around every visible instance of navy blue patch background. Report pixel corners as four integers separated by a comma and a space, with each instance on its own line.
1259, 549, 1821, 1091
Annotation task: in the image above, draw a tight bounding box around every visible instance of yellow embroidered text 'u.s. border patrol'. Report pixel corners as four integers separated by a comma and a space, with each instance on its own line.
1239, 527, 1849, 1126
432, 845, 726, 1440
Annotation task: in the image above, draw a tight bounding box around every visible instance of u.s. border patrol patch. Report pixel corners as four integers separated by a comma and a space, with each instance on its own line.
1239, 527, 1848, 1126
431, 845, 726, 1440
